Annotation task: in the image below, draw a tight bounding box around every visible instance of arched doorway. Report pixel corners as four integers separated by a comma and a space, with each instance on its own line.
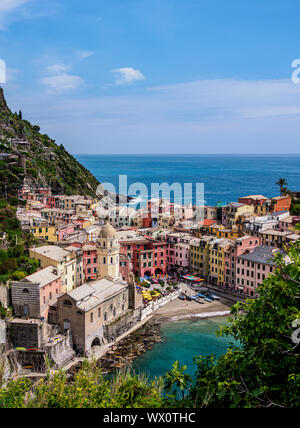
91, 337, 101, 347
155, 268, 163, 276
144, 271, 151, 277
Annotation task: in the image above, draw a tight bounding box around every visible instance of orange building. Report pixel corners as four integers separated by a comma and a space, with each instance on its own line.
271, 196, 291, 213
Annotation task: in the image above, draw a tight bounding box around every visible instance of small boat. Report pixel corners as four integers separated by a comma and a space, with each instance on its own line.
204, 297, 213, 303
190, 296, 197, 300
210, 294, 220, 300
197, 293, 206, 299
178, 294, 186, 300
195, 298, 204, 304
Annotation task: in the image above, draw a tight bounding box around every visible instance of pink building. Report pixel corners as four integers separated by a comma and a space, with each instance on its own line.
224, 235, 261, 288
278, 215, 300, 232
119, 254, 133, 281
236, 245, 280, 297
82, 244, 98, 282
11, 266, 62, 320
166, 233, 192, 272
57, 224, 75, 241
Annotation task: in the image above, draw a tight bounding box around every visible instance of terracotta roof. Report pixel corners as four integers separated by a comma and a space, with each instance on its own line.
202, 219, 217, 226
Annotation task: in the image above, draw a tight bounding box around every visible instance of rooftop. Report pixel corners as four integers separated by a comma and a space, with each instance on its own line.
261, 229, 293, 237
240, 195, 269, 200
238, 245, 284, 265
19, 265, 60, 287
66, 278, 127, 312
116, 230, 146, 243
30, 245, 72, 262
272, 195, 291, 201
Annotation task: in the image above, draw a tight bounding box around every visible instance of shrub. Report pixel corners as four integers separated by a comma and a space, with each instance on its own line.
11, 271, 27, 280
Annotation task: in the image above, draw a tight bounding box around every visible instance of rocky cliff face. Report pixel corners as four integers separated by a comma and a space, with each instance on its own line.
0, 88, 9, 113
0, 87, 100, 198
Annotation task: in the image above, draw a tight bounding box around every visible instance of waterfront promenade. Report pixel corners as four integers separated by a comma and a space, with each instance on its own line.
154, 282, 232, 320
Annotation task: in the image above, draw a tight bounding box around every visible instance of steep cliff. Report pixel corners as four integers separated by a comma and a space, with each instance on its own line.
0, 88, 100, 198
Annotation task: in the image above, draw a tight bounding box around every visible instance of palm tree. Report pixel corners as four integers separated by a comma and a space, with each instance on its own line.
163, 360, 191, 398
295, 223, 300, 231
276, 178, 288, 196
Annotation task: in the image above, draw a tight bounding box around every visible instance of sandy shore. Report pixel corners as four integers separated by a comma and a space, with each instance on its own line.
153, 297, 233, 321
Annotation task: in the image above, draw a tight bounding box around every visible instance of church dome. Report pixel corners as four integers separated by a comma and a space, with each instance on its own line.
100, 219, 117, 239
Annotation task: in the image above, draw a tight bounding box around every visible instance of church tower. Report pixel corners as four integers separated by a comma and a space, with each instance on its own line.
97, 219, 120, 281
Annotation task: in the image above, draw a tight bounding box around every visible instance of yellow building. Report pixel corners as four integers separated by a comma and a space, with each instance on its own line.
215, 227, 242, 240
208, 238, 233, 286
259, 229, 295, 249
31, 224, 58, 243
200, 224, 242, 240
29, 245, 77, 293
190, 236, 214, 279
223, 203, 255, 228
254, 204, 270, 216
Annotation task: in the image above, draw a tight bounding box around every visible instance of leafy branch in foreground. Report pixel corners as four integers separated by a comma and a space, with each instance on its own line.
190, 241, 300, 408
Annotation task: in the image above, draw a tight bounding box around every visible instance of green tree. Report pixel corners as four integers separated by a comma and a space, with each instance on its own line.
275, 178, 288, 196
164, 361, 191, 399
190, 242, 300, 408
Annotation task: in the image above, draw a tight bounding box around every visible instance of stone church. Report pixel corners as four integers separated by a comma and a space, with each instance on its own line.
56, 220, 143, 354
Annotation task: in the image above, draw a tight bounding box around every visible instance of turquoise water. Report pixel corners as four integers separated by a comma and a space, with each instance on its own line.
75, 154, 300, 205
133, 317, 234, 380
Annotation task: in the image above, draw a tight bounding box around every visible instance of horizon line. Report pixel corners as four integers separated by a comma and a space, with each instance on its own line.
73, 153, 300, 156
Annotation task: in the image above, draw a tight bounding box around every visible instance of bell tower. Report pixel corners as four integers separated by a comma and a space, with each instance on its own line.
97, 218, 120, 281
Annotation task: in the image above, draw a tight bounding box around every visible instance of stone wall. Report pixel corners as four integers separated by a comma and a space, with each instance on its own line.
44, 330, 75, 368
103, 310, 137, 341
0, 319, 6, 344
9, 320, 55, 349
0, 283, 9, 308
11, 281, 41, 318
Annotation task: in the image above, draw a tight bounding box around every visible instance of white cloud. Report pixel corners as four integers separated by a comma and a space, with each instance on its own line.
42, 73, 83, 93
42, 62, 84, 93
111, 67, 145, 85
11, 78, 300, 154
0, 0, 28, 13
46, 63, 70, 73
0, 0, 29, 28
77, 51, 95, 60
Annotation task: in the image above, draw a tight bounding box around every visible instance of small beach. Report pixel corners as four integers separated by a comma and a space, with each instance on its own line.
153, 296, 232, 321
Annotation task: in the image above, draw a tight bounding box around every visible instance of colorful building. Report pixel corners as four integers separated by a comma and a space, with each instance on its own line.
270, 196, 291, 213
117, 229, 167, 278
11, 266, 62, 320
31, 224, 58, 242
190, 236, 214, 279
208, 238, 233, 286
29, 246, 77, 293
224, 235, 261, 288
82, 244, 98, 282
222, 202, 255, 228
236, 246, 285, 297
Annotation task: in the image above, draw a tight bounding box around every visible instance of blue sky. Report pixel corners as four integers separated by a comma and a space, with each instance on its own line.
1, 0, 300, 154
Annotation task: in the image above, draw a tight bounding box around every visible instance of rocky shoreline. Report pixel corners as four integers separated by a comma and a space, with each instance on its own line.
97, 319, 163, 373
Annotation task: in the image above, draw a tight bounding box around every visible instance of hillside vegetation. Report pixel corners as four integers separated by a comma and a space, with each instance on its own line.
0, 87, 99, 198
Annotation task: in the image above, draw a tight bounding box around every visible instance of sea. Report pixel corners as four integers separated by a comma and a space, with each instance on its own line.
132, 316, 234, 380
75, 154, 300, 206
